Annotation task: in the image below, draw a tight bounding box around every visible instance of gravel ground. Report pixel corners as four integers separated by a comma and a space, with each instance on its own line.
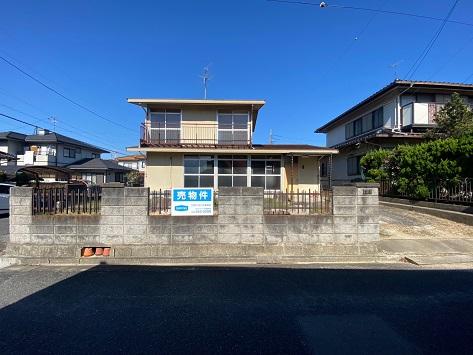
380, 205, 473, 239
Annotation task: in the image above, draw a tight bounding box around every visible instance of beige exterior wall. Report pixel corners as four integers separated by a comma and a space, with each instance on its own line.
145, 152, 184, 191
145, 152, 320, 192
181, 109, 217, 144
282, 156, 320, 192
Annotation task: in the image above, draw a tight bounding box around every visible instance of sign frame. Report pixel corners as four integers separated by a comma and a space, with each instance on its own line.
171, 188, 214, 216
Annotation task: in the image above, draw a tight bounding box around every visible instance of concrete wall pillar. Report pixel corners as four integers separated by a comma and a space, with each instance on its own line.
9, 187, 33, 244
217, 187, 264, 244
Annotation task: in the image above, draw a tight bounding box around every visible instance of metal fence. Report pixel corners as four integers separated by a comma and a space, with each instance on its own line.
263, 189, 333, 215
149, 189, 172, 214
32, 186, 102, 215
380, 178, 473, 205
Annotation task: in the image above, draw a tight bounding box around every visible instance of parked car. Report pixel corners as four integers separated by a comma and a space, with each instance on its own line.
0, 183, 14, 215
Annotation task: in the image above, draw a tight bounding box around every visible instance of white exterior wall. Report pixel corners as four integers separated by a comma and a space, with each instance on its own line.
325, 98, 398, 148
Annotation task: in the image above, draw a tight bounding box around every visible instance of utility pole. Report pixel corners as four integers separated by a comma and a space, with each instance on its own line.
269, 129, 273, 144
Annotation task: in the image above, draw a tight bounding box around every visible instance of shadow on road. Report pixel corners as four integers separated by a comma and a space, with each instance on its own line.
0, 265, 473, 354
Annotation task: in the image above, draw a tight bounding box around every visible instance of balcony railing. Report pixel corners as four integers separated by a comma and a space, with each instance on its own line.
140, 123, 251, 147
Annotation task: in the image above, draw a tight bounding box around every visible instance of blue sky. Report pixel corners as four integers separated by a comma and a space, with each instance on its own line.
1, 0, 473, 156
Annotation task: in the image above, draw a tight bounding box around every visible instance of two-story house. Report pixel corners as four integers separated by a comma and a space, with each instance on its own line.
315, 80, 473, 185
0, 128, 131, 184
0, 131, 27, 166
127, 99, 338, 191
17, 128, 106, 167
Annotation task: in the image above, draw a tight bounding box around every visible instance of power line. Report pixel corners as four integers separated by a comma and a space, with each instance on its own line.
405, 0, 460, 79
0, 93, 132, 155
0, 111, 128, 155
0, 55, 135, 132
428, 33, 473, 80
0, 112, 39, 128
465, 71, 473, 83
266, 0, 473, 28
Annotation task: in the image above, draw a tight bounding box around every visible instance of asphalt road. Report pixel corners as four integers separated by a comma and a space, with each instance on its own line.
0, 266, 472, 354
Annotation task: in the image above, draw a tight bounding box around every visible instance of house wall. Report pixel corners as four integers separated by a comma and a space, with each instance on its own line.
145, 152, 184, 191
147, 108, 252, 144
7, 185, 380, 264
325, 98, 398, 148
145, 152, 321, 192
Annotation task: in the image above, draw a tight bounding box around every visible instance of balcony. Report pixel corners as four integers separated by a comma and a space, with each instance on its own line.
140, 122, 252, 148
401, 102, 443, 130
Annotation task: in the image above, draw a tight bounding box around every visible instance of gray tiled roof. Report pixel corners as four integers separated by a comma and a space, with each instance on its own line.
67, 158, 133, 172
25, 132, 108, 153
0, 131, 27, 141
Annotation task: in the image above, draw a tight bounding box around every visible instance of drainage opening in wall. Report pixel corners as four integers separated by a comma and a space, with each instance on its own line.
81, 247, 111, 257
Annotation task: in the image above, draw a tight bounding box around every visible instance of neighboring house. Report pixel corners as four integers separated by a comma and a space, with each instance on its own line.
116, 154, 146, 172
17, 128, 107, 167
0, 131, 27, 166
68, 158, 132, 185
315, 80, 473, 185
127, 98, 338, 191
0, 128, 130, 184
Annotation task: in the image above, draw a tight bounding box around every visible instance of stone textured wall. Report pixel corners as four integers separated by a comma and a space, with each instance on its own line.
7, 184, 379, 263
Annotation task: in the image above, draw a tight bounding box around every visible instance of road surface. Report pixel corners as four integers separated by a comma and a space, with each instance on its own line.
0, 265, 472, 354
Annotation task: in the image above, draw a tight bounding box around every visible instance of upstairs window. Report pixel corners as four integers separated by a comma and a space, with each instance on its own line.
372, 107, 384, 129
217, 111, 249, 145
150, 110, 181, 143
64, 147, 76, 158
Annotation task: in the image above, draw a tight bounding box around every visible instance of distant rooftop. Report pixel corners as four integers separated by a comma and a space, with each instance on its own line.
316, 80, 473, 133
25, 131, 108, 154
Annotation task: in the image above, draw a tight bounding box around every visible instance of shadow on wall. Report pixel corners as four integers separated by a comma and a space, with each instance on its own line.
1, 265, 473, 354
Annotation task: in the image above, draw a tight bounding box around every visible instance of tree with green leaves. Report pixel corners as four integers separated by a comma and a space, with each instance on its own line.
426, 92, 473, 139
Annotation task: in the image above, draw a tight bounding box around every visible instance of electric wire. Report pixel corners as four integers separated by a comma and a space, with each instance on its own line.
266, 0, 473, 28
0, 55, 135, 131
405, 0, 460, 79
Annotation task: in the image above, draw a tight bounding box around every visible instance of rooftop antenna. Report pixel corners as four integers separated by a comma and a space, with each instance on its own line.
390, 60, 404, 80
49, 116, 57, 132
200, 65, 212, 99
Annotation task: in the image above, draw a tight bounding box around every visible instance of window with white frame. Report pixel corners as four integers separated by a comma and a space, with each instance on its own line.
150, 110, 181, 143
217, 110, 249, 144
184, 155, 214, 187
218, 155, 248, 187
251, 155, 281, 190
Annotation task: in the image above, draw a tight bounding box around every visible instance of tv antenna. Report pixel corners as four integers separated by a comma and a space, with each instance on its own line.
200, 65, 212, 99
49, 116, 57, 132
389, 60, 404, 80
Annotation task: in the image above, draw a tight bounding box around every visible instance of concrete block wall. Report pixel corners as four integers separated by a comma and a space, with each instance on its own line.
6, 184, 380, 263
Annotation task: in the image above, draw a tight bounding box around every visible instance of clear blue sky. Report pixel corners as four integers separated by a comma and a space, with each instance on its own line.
1, 0, 473, 156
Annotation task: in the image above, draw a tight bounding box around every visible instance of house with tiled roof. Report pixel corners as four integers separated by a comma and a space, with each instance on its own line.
116, 154, 146, 173
127, 98, 338, 191
315, 80, 473, 185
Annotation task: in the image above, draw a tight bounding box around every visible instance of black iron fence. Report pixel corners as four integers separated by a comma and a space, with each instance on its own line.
263, 189, 333, 215
380, 178, 473, 205
32, 186, 102, 215
149, 189, 172, 214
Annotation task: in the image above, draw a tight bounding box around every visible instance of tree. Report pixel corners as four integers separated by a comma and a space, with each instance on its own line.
360, 149, 392, 182
126, 171, 143, 187
426, 92, 473, 139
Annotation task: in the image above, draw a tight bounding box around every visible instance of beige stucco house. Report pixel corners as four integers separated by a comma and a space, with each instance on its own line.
127, 99, 338, 192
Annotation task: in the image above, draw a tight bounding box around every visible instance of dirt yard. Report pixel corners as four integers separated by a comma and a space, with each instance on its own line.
380, 205, 473, 239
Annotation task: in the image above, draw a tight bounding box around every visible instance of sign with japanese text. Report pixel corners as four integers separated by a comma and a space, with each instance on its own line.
171, 188, 214, 216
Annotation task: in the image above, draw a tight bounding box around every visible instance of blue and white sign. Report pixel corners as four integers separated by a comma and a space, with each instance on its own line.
171, 188, 214, 216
